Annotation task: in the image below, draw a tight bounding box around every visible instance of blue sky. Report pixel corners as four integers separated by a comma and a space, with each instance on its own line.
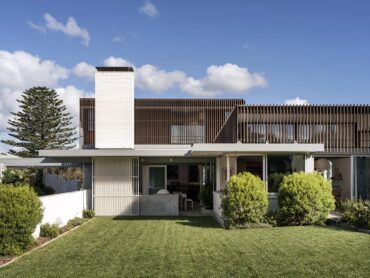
0, 0, 370, 151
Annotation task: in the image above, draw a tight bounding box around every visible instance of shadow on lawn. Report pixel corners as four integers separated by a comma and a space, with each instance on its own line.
112, 216, 222, 229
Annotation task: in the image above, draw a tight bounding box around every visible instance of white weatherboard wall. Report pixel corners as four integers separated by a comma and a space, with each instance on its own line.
95, 70, 134, 149
33, 190, 91, 237
93, 157, 139, 216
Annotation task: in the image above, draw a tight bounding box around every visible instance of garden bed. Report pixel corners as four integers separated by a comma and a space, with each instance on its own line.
0, 218, 90, 268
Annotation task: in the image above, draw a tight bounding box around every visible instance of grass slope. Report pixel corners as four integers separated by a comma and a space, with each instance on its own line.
1, 217, 369, 277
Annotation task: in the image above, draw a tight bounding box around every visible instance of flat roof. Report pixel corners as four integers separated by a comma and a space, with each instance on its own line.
39, 143, 324, 158
0, 157, 79, 168
96, 66, 134, 72
191, 143, 324, 156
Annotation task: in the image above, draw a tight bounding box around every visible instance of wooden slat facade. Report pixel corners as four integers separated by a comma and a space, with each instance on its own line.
80, 98, 245, 146
80, 99, 370, 154
230, 105, 370, 154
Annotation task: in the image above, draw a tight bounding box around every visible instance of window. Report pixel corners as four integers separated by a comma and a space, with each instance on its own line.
87, 109, 94, 131
267, 155, 304, 192
171, 125, 205, 144
237, 156, 263, 179
188, 165, 200, 183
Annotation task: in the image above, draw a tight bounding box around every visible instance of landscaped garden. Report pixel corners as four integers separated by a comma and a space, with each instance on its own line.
0, 216, 369, 277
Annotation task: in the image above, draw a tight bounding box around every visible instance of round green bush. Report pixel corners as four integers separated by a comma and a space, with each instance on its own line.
0, 185, 43, 255
221, 172, 268, 228
40, 223, 61, 239
278, 172, 335, 225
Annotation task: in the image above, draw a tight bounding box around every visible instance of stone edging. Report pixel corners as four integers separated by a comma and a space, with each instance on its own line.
0, 218, 92, 269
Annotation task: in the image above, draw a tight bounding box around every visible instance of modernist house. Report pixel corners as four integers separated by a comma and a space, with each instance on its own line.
36, 66, 370, 217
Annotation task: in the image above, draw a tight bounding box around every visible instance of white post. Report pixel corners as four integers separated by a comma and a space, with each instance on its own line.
351, 156, 356, 200
226, 154, 230, 182
305, 155, 315, 173
263, 155, 268, 191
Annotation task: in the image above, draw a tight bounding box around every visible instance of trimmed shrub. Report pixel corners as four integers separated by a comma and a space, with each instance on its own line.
199, 182, 213, 209
221, 172, 268, 228
1, 169, 30, 186
40, 223, 61, 239
338, 200, 370, 229
82, 209, 95, 219
278, 172, 335, 225
0, 185, 43, 256
67, 217, 87, 229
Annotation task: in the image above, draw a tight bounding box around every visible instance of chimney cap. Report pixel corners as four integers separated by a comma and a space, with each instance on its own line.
96, 66, 134, 72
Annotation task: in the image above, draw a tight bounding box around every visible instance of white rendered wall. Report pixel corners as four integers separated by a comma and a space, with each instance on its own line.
95, 71, 134, 149
33, 190, 91, 237
305, 155, 315, 173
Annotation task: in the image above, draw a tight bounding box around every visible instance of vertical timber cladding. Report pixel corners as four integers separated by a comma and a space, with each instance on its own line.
237, 105, 370, 154
93, 157, 139, 216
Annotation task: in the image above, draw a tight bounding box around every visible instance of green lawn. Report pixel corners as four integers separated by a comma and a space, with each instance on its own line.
1, 217, 370, 278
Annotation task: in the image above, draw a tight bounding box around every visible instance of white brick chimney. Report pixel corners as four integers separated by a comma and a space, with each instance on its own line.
95, 67, 134, 149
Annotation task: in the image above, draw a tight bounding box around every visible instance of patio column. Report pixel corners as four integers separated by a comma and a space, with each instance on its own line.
226, 154, 230, 182
305, 155, 314, 173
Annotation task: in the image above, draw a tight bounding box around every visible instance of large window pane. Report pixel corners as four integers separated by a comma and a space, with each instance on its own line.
268, 155, 304, 192
357, 157, 370, 200
237, 156, 263, 180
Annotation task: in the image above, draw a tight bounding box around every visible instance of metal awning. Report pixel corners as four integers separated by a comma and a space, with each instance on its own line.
0, 157, 80, 168
39, 145, 192, 158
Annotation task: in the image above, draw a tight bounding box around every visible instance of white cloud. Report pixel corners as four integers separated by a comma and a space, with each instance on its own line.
72, 62, 96, 80
139, 1, 159, 17
75, 58, 267, 97
103, 56, 132, 67
284, 97, 309, 105
136, 65, 186, 92
28, 21, 46, 33
181, 63, 267, 97
0, 50, 68, 91
113, 36, 125, 43
29, 13, 90, 46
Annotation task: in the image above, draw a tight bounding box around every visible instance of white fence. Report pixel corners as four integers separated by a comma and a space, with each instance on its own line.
33, 189, 92, 237
44, 173, 80, 193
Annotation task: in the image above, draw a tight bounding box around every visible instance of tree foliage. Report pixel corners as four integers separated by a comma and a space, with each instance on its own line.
1, 87, 77, 157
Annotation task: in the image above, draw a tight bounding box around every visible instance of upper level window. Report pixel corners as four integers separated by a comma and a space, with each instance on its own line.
171, 125, 205, 144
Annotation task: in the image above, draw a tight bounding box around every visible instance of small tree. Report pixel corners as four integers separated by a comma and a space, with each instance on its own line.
1, 87, 77, 158
278, 172, 335, 225
221, 172, 268, 228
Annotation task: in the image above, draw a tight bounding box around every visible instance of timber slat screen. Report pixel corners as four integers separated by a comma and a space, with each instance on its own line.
135, 99, 245, 144
79, 98, 245, 146
235, 105, 370, 154
80, 98, 95, 147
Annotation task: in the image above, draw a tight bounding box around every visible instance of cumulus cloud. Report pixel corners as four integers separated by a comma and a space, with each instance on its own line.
29, 13, 90, 46
139, 1, 159, 17
284, 97, 309, 105
136, 65, 186, 92
181, 64, 267, 97
72, 62, 96, 80
0, 50, 89, 152
103, 56, 132, 67
74, 58, 267, 97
